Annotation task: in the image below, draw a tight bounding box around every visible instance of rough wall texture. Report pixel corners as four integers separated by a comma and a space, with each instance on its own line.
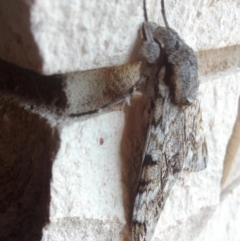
0, 1, 240, 241
0, 0, 240, 74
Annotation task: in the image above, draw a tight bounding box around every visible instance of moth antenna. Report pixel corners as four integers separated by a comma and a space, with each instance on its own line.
161, 0, 169, 28
143, 0, 148, 22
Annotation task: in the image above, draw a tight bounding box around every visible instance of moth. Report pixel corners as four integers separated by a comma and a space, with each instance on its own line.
131, 1, 207, 241
70, 0, 208, 241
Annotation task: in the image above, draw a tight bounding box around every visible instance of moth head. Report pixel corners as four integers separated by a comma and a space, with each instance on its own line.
140, 22, 161, 64
140, 41, 161, 64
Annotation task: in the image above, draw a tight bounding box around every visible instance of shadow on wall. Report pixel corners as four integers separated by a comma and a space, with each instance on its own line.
0, 98, 60, 241
0, 59, 67, 113
0, 0, 43, 73
120, 95, 150, 239
221, 98, 240, 190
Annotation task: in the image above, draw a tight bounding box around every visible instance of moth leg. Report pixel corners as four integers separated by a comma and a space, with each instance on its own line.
69, 76, 146, 117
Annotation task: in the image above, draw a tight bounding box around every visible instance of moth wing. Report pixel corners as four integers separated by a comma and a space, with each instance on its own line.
132, 94, 185, 241
183, 100, 208, 172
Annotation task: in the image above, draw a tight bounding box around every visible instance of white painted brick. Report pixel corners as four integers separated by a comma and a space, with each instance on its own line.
0, 0, 239, 74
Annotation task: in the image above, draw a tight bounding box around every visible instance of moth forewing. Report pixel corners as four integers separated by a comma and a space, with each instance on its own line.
183, 100, 208, 172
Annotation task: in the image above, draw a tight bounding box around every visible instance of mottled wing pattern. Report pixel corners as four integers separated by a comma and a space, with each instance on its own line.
132, 87, 207, 241
183, 100, 208, 172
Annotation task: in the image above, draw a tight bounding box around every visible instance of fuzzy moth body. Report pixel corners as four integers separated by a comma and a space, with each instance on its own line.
154, 26, 199, 106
